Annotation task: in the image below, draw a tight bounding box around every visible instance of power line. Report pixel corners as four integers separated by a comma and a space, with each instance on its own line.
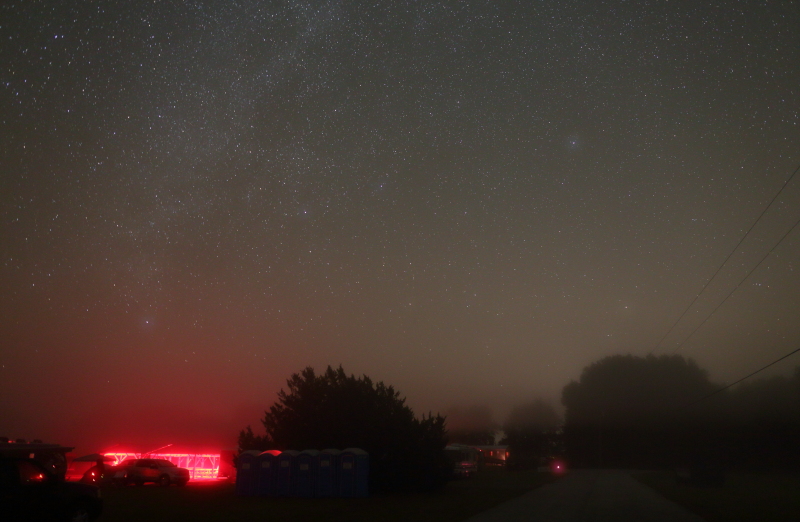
650, 162, 800, 354
686, 346, 800, 408
672, 215, 800, 352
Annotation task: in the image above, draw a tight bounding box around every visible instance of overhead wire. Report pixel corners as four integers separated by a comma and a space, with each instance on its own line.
686, 346, 800, 408
668, 162, 800, 406
671, 216, 800, 352
649, 162, 800, 354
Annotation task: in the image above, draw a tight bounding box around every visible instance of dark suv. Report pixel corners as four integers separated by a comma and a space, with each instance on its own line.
0, 457, 103, 522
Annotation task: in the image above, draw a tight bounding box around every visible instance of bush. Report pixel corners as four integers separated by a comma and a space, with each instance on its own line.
239, 366, 451, 492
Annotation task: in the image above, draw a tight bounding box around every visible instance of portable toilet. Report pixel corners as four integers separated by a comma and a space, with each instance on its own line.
317, 449, 340, 497
295, 450, 320, 498
235, 450, 261, 496
257, 450, 281, 497
339, 448, 369, 497
276, 450, 299, 497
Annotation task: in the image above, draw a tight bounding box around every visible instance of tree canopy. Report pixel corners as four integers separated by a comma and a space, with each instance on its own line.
239, 366, 450, 492
560, 354, 720, 467
561, 354, 800, 470
562, 354, 718, 427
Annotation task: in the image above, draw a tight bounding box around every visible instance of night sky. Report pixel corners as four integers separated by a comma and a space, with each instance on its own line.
2, 1, 799, 453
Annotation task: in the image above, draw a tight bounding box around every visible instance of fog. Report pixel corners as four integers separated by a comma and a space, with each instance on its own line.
2, 1, 799, 456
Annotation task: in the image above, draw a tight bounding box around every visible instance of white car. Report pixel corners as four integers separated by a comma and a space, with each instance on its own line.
114, 458, 190, 486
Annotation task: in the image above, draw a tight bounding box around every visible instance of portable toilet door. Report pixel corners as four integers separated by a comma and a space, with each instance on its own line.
318, 449, 340, 497
276, 450, 299, 497
339, 448, 369, 497
257, 450, 281, 497
296, 450, 320, 498
236, 450, 261, 496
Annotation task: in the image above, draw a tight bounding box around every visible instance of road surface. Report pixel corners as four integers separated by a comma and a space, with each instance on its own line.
463, 470, 705, 522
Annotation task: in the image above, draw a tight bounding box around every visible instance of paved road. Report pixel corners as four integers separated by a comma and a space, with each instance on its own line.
463, 470, 705, 522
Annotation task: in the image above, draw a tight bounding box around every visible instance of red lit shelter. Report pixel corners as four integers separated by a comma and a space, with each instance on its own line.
103, 452, 227, 481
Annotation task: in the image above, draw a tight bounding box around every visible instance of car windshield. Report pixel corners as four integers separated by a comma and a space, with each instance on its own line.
156, 460, 176, 467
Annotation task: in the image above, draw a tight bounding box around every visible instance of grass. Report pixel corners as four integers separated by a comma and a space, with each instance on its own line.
634, 470, 800, 522
99, 468, 556, 522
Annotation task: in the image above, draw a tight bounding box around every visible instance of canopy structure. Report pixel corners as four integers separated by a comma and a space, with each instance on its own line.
103, 451, 225, 480
73, 453, 116, 462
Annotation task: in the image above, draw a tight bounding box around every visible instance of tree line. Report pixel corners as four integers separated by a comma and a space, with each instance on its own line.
239, 355, 800, 492
560, 354, 800, 471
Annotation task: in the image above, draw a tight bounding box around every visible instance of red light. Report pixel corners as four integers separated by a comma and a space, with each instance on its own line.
103, 452, 222, 481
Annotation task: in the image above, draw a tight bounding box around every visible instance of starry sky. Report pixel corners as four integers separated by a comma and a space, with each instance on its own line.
2, 1, 799, 452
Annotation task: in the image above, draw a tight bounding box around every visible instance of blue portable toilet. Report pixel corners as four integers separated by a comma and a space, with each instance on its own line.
339, 448, 369, 497
257, 450, 281, 497
295, 450, 320, 498
235, 450, 261, 496
275, 450, 299, 497
317, 449, 340, 497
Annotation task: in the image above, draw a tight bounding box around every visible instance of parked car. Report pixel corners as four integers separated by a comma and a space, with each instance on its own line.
0, 457, 103, 522
112, 458, 189, 487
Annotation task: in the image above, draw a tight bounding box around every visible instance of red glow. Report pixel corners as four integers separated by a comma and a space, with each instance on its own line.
550, 460, 566, 475
104, 452, 222, 481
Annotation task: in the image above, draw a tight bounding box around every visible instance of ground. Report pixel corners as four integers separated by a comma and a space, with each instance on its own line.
95, 468, 800, 521
635, 469, 800, 522
99, 468, 554, 522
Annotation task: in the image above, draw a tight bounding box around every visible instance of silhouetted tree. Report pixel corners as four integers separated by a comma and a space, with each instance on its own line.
728, 372, 800, 425
241, 366, 450, 492
237, 425, 272, 452
561, 354, 720, 468
503, 400, 563, 469
722, 368, 800, 470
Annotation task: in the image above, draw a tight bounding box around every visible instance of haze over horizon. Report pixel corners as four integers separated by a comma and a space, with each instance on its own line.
2, 1, 799, 454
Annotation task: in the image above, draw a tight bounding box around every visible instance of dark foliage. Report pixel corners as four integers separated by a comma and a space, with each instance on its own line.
237, 425, 272, 452
562, 354, 718, 427
720, 369, 800, 470
561, 354, 800, 471
240, 366, 451, 492
561, 354, 720, 468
